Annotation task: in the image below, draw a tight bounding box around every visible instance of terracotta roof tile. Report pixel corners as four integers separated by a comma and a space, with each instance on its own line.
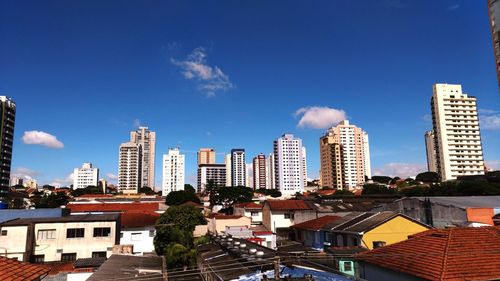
355, 226, 500, 280
0, 256, 50, 281
267, 200, 312, 211
234, 202, 263, 210
291, 216, 341, 231
67, 202, 159, 213
208, 213, 243, 219
121, 211, 161, 227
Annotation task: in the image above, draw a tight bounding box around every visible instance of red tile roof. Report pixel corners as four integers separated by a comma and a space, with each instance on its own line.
291, 215, 341, 231
317, 190, 337, 196
121, 211, 161, 227
234, 202, 263, 210
355, 226, 500, 281
77, 194, 113, 198
266, 200, 312, 211
0, 256, 50, 281
67, 202, 159, 213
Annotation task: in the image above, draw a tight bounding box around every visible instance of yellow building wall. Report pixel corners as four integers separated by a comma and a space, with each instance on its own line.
362, 216, 430, 250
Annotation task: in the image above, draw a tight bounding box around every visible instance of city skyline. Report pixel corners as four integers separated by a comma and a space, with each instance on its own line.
2, 1, 500, 187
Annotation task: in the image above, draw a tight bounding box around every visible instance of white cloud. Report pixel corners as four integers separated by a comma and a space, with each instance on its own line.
51, 172, 74, 187
22, 131, 64, 149
479, 109, 500, 130
106, 173, 118, 180
295, 106, 347, 129
171, 47, 233, 97
421, 114, 432, 122
12, 167, 40, 180
132, 118, 142, 128
486, 160, 500, 171
373, 163, 427, 178
448, 4, 460, 11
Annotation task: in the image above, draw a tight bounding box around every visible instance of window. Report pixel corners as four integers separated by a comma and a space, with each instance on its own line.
37, 229, 56, 240
149, 230, 155, 237
131, 232, 142, 241
61, 253, 77, 262
284, 213, 294, 220
66, 228, 85, 238
1, 230, 7, 236
32, 255, 45, 264
93, 227, 111, 237
92, 251, 107, 258
251, 212, 259, 216
342, 261, 353, 272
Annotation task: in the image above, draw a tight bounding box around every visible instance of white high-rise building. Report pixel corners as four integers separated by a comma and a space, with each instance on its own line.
118, 142, 141, 194
302, 147, 308, 188
425, 131, 438, 173
231, 149, 246, 186
267, 153, 275, 189
431, 83, 485, 180
273, 134, 306, 197
130, 127, 156, 189
225, 154, 232, 187
73, 163, 99, 189
162, 148, 185, 196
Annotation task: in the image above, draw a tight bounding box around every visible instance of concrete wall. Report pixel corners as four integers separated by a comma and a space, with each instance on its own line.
362, 216, 430, 249
120, 226, 155, 255
208, 217, 251, 234
0, 225, 28, 261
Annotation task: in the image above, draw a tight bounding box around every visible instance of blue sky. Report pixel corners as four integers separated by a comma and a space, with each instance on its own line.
1, 0, 499, 188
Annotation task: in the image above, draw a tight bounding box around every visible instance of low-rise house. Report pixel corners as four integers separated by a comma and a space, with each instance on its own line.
67, 202, 162, 214
324, 211, 430, 250
119, 211, 160, 255
234, 202, 263, 224
291, 215, 341, 250
262, 200, 316, 240
355, 226, 500, 281
375, 196, 500, 228
0, 214, 120, 262
207, 213, 251, 234
224, 225, 276, 249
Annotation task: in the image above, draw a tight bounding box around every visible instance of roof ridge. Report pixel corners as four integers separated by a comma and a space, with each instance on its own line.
331, 212, 372, 230
342, 212, 379, 231
439, 227, 453, 281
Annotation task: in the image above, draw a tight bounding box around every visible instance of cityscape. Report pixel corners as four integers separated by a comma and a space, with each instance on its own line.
1, 1, 500, 281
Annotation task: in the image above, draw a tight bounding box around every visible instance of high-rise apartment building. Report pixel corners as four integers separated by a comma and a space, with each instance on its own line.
118, 142, 141, 194
197, 164, 226, 193
231, 149, 246, 186
273, 134, 306, 197
198, 148, 216, 165
73, 163, 99, 189
267, 153, 275, 189
489, 0, 500, 91
0, 96, 15, 199
425, 131, 438, 173
224, 154, 232, 187
162, 148, 185, 196
130, 127, 156, 188
319, 120, 371, 190
253, 153, 269, 189
430, 83, 485, 180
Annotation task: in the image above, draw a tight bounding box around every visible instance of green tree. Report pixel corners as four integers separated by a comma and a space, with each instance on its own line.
34, 192, 69, 208
362, 184, 397, 195
184, 184, 196, 194
415, 172, 440, 183
210, 186, 253, 209
333, 189, 354, 196
255, 188, 282, 198
165, 190, 201, 206
371, 176, 393, 184
71, 185, 103, 197
154, 226, 193, 255
157, 205, 206, 232
139, 186, 156, 195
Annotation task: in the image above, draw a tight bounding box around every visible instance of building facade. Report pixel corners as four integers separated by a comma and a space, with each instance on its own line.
231, 149, 246, 186
197, 164, 226, 193
273, 134, 307, 196
118, 142, 141, 194
489, 0, 500, 91
430, 83, 485, 181
424, 131, 438, 173
320, 120, 371, 190
253, 153, 269, 189
0, 96, 16, 199
198, 148, 216, 166
130, 127, 156, 189
73, 163, 99, 189
162, 148, 185, 196
224, 154, 232, 187
0, 214, 119, 262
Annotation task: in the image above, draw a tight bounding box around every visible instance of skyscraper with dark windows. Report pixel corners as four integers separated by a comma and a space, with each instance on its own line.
0, 96, 16, 199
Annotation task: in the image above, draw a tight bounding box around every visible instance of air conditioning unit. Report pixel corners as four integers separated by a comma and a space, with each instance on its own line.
56, 249, 63, 253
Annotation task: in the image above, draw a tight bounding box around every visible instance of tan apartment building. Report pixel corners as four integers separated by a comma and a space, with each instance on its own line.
198, 148, 216, 165
320, 120, 371, 189
130, 127, 156, 189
